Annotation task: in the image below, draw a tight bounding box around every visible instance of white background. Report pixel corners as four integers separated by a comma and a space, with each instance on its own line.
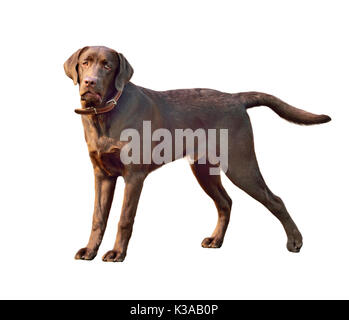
0, 0, 348, 299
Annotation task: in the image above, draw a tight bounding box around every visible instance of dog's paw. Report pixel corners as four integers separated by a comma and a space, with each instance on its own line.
287, 230, 303, 253
201, 237, 223, 248
102, 250, 125, 262
74, 247, 97, 260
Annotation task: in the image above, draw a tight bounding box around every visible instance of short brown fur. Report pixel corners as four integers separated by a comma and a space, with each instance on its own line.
64, 46, 331, 262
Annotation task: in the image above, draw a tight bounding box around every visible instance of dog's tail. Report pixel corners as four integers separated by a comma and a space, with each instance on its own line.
238, 91, 331, 125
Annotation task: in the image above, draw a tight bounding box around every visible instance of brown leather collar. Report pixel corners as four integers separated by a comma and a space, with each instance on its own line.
74, 91, 122, 115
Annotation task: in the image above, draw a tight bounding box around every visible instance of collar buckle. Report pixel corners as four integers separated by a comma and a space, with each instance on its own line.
107, 99, 117, 106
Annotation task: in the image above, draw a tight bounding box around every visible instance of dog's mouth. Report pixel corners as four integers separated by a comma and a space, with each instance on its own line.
81, 91, 103, 106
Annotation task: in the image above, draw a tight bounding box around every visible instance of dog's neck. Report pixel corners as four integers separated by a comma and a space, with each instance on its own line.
75, 90, 122, 116
81, 83, 152, 146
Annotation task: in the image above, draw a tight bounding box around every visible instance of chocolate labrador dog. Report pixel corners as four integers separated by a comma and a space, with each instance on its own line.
64, 46, 330, 262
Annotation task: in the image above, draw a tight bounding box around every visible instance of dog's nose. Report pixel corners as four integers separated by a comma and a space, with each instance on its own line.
84, 77, 97, 87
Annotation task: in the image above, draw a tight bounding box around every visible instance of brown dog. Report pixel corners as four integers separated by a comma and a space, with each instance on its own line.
64, 46, 331, 262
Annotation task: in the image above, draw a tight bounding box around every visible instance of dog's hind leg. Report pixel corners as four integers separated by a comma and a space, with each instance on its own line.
225, 120, 303, 252
190, 162, 232, 248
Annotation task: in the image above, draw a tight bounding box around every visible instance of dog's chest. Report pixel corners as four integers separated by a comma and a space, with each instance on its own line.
82, 115, 126, 177
87, 136, 125, 176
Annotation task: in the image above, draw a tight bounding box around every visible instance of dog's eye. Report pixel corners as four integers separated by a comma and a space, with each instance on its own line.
104, 63, 111, 70
82, 61, 88, 66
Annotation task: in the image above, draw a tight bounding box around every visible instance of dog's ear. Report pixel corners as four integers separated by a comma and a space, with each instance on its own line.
64, 47, 87, 85
115, 53, 134, 92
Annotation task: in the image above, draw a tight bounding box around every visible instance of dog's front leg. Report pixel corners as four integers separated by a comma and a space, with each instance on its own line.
102, 173, 145, 262
75, 173, 117, 260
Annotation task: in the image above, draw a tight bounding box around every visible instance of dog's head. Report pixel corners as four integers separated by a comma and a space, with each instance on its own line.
64, 46, 133, 108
